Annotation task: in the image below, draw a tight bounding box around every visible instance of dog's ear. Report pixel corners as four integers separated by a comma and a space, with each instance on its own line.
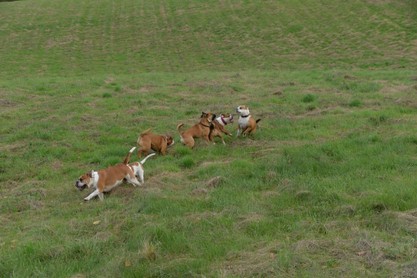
88, 170, 94, 177
201, 112, 206, 118
212, 114, 216, 120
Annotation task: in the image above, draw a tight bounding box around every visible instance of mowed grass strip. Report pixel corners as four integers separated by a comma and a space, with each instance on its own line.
1, 0, 416, 79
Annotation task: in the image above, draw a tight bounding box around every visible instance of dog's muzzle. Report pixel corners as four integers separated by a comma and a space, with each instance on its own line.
75, 180, 87, 191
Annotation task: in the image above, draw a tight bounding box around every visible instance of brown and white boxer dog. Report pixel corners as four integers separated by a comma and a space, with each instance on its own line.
75, 147, 155, 201
209, 113, 234, 145
177, 112, 216, 148
137, 128, 174, 157
236, 105, 261, 137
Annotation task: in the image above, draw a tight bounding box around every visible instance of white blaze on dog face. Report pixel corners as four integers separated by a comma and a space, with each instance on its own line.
236, 105, 250, 116
221, 113, 234, 123
75, 171, 94, 191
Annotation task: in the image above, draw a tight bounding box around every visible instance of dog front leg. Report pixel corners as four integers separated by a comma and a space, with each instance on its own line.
204, 136, 211, 145
84, 189, 100, 201
127, 172, 143, 187
131, 176, 142, 187
136, 170, 144, 185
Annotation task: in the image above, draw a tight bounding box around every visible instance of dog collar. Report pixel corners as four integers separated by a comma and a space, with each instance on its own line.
220, 117, 228, 125
200, 122, 211, 128
241, 114, 250, 118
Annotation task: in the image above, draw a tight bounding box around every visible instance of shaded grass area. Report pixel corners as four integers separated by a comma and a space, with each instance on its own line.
2, 70, 417, 276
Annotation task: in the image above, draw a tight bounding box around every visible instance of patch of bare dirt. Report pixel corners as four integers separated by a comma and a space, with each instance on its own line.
380, 84, 410, 95
185, 211, 219, 223
190, 188, 208, 196
235, 212, 265, 229
143, 172, 185, 194
109, 185, 136, 201
389, 209, 417, 234
206, 176, 223, 188
218, 241, 281, 277
139, 85, 156, 93
366, 0, 394, 4
0, 99, 17, 107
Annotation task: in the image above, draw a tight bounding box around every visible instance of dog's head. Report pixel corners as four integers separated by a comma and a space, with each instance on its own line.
200, 112, 216, 123
75, 171, 95, 191
165, 135, 175, 147
220, 113, 234, 124
236, 105, 250, 116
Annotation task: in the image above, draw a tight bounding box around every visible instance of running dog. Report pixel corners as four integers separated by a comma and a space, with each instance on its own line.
75, 147, 154, 201
209, 113, 234, 144
137, 128, 174, 157
177, 112, 215, 148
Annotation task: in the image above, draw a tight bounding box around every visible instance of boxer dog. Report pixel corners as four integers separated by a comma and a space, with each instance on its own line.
177, 112, 215, 148
209, 113, 234, 145
236, 105, 261, 137
137, 128, 174, 157
75, 147, 155, 201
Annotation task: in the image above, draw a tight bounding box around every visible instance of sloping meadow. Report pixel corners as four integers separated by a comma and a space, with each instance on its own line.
1, 0, 417, 276
2, 70, 417, 276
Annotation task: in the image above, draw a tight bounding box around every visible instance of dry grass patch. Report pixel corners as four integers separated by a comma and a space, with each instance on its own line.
218, 241, 282, 277
139, 239, 159, 261
389, 209, 417, 234
235, 213, 265, 229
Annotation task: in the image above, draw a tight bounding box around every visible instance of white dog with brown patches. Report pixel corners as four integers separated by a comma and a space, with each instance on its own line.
209, 113, 234, 145
236, 105, 261, 137
75, 147, 155, 201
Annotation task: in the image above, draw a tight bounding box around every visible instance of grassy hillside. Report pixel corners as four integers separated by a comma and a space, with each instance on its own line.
1, 0, 417, 277
1, 0, 416, 78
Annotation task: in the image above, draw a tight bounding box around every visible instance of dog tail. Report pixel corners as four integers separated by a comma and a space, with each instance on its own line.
177, 123, 184, 133
123, 147, 136, 164
140, 153, 156, 164
137, 128, 152, 146
256, 119, 261, 123
140, 128, 152, 136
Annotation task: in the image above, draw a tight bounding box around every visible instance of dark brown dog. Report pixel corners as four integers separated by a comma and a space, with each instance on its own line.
209, 113, 234, 145
177, 112, 215, 148
137, 128, 174, 157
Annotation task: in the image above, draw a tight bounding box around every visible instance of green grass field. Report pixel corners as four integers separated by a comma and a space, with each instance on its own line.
1, 0, 417, 277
